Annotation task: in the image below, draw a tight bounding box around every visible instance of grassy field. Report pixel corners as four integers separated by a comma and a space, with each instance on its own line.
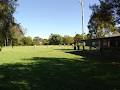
0, 46, 79, 64
0, 46, 120, 90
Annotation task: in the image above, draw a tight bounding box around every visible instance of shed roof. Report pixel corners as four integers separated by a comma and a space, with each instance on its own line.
82, 36, 120, 42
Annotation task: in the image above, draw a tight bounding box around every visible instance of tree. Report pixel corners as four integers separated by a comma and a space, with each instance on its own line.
42, 39, 49, 45
74, 34, 83, 44
21, 36, 33, 46
63, 35, 73, 45
33, 37, 43, 45
0, 0, 18, 47
109, 0, 120, 24
88, 0, 116, 38
49, 34, 63, 45
10, 23, 24, 46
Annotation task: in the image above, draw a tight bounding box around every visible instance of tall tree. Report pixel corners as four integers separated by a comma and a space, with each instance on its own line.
88, 0, 116, 38
0, 0, 18, 47
10, 23, 24, 46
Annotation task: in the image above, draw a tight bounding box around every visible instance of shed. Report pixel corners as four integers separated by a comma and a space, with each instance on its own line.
83, 36, 120, 50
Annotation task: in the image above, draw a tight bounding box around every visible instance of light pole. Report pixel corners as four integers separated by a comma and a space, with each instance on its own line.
80, 0, 85, 50
80, 0, 84, 37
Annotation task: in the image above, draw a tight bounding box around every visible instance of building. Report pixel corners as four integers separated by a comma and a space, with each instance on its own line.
85, 36, 120, 50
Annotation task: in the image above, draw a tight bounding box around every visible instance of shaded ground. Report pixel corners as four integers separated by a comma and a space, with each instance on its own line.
0, 56, 120, 90
66, 50, 120, 63
0, 47, 120, 90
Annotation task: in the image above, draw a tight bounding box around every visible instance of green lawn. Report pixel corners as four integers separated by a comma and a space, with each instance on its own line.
0, 46, 79, 64
0, 46, 120, 90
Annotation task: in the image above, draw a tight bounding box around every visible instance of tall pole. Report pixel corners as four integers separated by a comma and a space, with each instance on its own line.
80, 0, 85, 50
81, 0, 84, 38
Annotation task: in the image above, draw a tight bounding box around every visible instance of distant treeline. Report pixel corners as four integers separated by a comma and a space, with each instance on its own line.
15, 34, 88, 46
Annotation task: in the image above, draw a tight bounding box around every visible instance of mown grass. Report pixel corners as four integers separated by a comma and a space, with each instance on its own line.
0, 46, 78, 64
0, 46, 120, 90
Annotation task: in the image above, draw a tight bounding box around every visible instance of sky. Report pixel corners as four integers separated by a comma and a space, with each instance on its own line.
14, 0, 98, 39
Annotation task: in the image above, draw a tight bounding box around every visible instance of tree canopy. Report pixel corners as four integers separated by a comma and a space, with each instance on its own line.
63, 35, 73, 45
0, 0, 19, 47
74, 34, 83, 44
49, 34, 63, 45
88, 0, 119, 38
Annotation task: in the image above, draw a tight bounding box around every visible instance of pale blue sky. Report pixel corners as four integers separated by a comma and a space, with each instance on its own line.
14, 0, 98, 38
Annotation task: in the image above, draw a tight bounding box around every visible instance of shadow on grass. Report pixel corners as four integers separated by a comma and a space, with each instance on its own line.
54, 49, 74, 52
66, 50, 120, 63
0, 57, 120, 90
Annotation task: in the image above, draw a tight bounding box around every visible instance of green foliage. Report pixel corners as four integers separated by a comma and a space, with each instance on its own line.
0, 0, 17, 35
63, 35, 74, 45
49, 34, 63, 45
110, 0, 120, 24
0, 0, 19, 46
88, 0, 116, 38
42, 39, 49, 45
74, 34, 83, 44
21, 36, 33, 46
33, 37, 43, 45
10, 23, 24, 45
